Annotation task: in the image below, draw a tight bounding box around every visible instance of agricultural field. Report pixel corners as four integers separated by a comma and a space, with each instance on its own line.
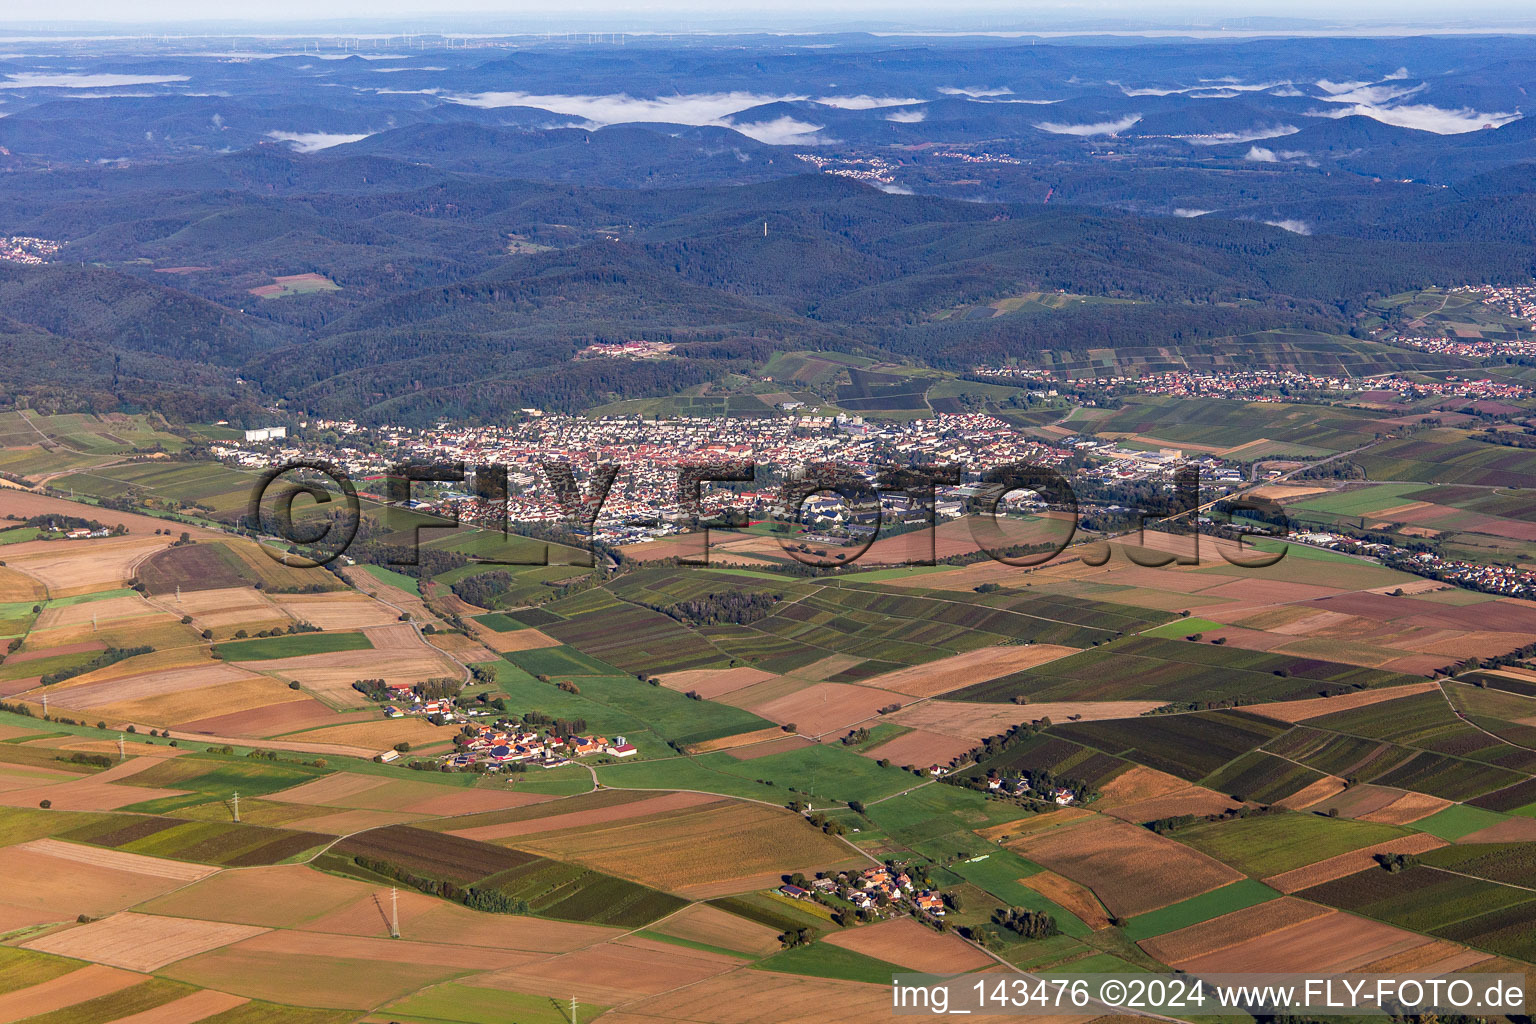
1299, 864, 1536, 960
1052, 709, 1288, 783
1353, 428, 1536, 489
1170, 811, 1415, 879
249, 272, 342, 298
327, 825, 686, 928
1071, 393, 1390, 455
1006, 814, 1244, 917
505, 798, 864, 897
212, 632, 374, 661
3, 465, 1536, 1013
948, 635, 1425, 704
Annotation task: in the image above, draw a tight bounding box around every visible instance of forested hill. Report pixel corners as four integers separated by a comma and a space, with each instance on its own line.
2, 163, 1533, 424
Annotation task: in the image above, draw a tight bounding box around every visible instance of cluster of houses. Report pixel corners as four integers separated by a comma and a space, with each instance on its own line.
1287, 528, 1536, 598
444, 721, 638, 770
0, 236, 61, 265
576, 340, 675, 360
381, 694, 458, 721
779, 866, 949, 917
1399, 335, 1536, 359
1459, 283, 1536, 322
208, 410, 1077, 545
59, 526, 113, 540
986, 773, 1077, 805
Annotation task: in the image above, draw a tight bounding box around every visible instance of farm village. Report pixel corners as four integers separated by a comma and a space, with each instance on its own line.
5, 369, 1536, 1022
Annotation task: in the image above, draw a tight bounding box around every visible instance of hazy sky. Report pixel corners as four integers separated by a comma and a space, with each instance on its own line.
1, 0, 1533, 27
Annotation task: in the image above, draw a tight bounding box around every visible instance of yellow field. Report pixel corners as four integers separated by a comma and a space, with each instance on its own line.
93, 676, 313, 727
224, 538, 347, 592
246, 648, 460, 708
163, 587, 291, 635
46, 645, 209, 688
509, 799, 864, 897
280, 718, 453, 751
23, 614, 202, 656
2, 535, 172, 597
270, 592, 396, 630
33, 594, 158, 630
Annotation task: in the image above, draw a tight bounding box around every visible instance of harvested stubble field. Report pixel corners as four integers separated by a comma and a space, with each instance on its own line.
225, 928, 538, 973
3, 535, 173, 596
33, 593, 157, 630
742, 681, 908, 738
724, 734, 814, 759
283, 774, 542, 820
42, 662, 260, 710
473, 625, 561, 654
0, 839, 213, 922
616, 969, 901, 1024
246, 647, 459, 707
648, 902, 784, 956
268, 593, 396, 630
509, 799, 864, 898
1263, 833, 1449, 893
859, 728, 975, 767
1094, 766, 1242, 822
1357, 940, 1494, 975
857, 644, 1080, 698
450, 791, 718, 841
465, 938, 740, 1006
1019, 870, 1112, 930
22, 912, 268, 971
137, 864, 380, 929
281, 718, 450, 753
160, 945, 461, 1010
0, 767, 191, 812
0, 565, 46, 603
656, 666, 776, 698
1138, 897, 1334, 964
176, 696, 343, 739
1358, 790, 1454, 824
1008, 815, 1242, 917
295, 885, 619, 952
824, 917, 992, 973
155, 586, 288, 632
92, 675, 310, 728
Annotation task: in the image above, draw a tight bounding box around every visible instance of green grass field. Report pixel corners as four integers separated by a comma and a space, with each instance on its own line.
1120, 879, 1282, 941
471, 613, 526, 632
383, 984, 606, 1024
1412, 804, 1512, 841
1139, 617, 1226, 639
593, 755, 785, 803
1172, 812, 1412, 878
0, 948, 81, 994
360, 564, 422, 595
948, 851, 1094, 938
505, 645, 624, 678
1287, 483, 1426, 517
213, 631, 373, 661
754, 942, 906, 984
